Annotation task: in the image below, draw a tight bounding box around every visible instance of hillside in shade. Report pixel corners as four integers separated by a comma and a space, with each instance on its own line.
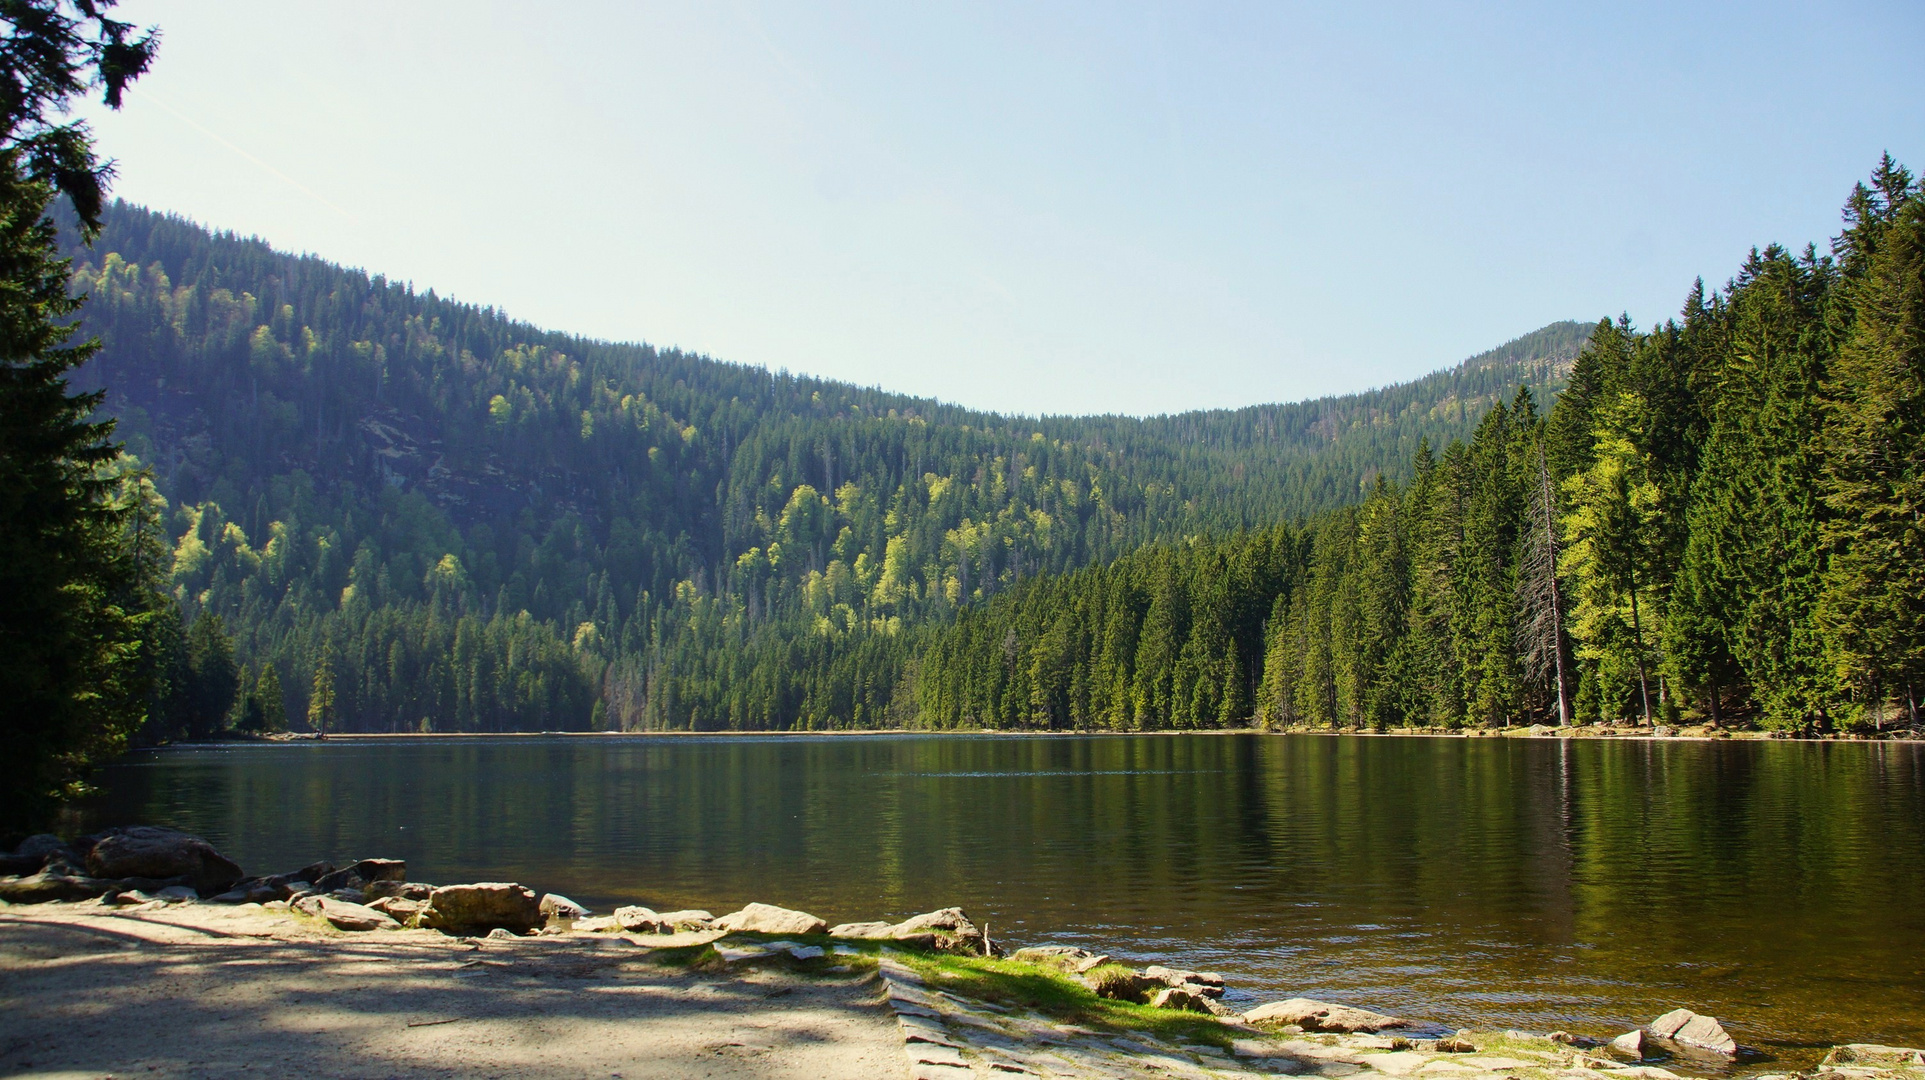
64, 200, 1588, 733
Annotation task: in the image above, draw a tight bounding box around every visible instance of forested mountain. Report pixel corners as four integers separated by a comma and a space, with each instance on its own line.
921, 158, 1925, 734
63, 201, 1585, 735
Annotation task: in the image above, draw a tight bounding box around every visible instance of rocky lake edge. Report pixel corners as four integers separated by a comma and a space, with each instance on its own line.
3, 825, 1923, 1080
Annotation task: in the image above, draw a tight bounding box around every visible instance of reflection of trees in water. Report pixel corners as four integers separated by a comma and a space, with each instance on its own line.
81, 736, 1925, 1052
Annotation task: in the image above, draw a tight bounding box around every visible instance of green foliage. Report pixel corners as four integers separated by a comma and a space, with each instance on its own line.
62, 200, 1583, 733
1818, 157, 1925, 728
0, 1, 157, 827
0, 2, 156, 230
180, 611, 238, 737
927, 161, 1925, 733
0, 164, 153, 827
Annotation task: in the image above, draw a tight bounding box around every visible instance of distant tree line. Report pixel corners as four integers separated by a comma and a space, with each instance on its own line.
920, 159, 1925, 733
57, 200, 1581, 737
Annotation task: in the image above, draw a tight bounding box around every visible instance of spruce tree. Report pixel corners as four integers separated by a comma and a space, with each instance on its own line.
0, 2, 158, 826
1819, 159, 1925, 727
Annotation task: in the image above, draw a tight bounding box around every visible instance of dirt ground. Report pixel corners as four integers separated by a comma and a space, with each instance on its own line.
0, 901, 907, 1079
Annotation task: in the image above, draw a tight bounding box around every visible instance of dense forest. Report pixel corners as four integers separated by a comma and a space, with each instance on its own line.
64, 202, 1586, 735
920, 159, 1925, 734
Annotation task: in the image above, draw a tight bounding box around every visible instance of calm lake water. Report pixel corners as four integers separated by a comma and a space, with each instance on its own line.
79, 733, 1925, 1065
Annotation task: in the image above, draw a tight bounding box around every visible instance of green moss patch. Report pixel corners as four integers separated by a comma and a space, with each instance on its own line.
894, 952, 1234, 1048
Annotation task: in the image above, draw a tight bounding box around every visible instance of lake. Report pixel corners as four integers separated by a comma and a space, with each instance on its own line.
78, 732, 1925, 1066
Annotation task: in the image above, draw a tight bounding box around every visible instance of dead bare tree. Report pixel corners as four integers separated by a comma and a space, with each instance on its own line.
1516, 443, 1573, 725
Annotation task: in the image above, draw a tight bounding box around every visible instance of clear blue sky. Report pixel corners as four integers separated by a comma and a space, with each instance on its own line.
82, 2, 1924, 417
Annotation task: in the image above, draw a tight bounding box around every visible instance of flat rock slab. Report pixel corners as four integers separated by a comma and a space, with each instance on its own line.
908, 1043, 969, 1067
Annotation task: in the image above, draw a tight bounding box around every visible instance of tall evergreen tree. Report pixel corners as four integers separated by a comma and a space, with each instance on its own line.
1819, 157, 1925, 726
0, 0, 158, 826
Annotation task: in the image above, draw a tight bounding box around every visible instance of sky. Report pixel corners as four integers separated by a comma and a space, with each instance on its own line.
77, 1, 1925, 417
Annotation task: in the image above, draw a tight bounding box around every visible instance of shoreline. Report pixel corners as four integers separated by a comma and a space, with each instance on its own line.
158, 725, 1925, 746
3, 829, 1920, 1079
3, 897, 1921, 1080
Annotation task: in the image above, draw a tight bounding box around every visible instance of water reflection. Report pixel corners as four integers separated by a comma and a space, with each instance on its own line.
80, 733, 1925, 1061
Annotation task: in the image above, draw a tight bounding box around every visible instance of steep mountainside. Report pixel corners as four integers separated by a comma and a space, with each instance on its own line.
63, 201, 1586, 733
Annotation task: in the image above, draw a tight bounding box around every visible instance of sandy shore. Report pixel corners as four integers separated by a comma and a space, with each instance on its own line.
0, 901, 904, 1079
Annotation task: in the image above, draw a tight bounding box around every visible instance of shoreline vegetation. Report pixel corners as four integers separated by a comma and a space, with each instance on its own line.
165, 723, 1925, 744
3, 827, 1924, 1079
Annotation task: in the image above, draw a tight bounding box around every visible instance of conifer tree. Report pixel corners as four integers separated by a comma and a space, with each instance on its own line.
0, 0, 158, 826
309, 653, 337, 735
1562, 393, 1666, 723
1819, 158, 1925, 727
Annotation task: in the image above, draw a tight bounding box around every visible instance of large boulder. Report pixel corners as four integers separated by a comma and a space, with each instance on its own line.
85, 826, 242, 896
713, 902, 827, 935
416, 883, 542, 935
1243, 998, 1409, 1033
1649, 1009, 1737, 1055
294, 894, 400, 932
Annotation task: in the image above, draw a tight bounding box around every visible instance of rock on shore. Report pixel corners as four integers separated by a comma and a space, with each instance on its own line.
714, 902, 827, 935
87, 826, 245, 895
415, 883, 542, 935
8, 826, 1924, 1080
827, 905, 991, 953
1649, 1009, 1737, 1055
1244, 997, 1410, 1032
